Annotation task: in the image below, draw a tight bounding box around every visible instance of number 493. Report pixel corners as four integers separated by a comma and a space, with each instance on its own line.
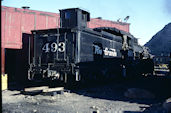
42, 42, 65, 53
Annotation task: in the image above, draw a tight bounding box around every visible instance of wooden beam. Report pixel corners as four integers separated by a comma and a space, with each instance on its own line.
24, 86, 49, 92
43, 87, 64, 93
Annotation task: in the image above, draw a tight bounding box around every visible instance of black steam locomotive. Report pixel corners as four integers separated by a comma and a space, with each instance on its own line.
28, 8, 153, 83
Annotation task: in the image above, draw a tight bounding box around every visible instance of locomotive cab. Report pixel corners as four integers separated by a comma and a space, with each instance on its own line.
60, 8, 90, 28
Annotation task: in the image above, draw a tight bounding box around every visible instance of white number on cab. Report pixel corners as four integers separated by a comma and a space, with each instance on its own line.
42, 43, 50, 53
42, 42, 65, 53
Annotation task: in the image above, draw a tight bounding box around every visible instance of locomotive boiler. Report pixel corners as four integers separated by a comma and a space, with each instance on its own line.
28, 8, 153, 83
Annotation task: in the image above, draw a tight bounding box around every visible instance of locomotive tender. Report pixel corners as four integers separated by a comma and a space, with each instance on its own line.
28, 8, 153, 83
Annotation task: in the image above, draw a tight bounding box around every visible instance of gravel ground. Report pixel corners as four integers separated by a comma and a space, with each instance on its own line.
2, 76, 171, 113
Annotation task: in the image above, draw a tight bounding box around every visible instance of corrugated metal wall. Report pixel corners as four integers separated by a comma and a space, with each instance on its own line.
1, 6, 60, 49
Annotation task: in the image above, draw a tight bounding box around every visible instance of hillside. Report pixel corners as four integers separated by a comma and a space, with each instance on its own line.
145, 23, 171, 56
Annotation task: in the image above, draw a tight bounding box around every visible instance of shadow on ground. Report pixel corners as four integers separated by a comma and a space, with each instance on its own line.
72, 76, 171, 112
7, 75, 171, 113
